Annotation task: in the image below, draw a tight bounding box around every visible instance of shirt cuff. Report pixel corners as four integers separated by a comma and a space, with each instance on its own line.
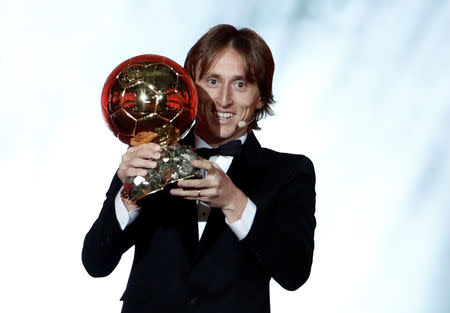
225, 198, 257, 240
114, 187, 141, 230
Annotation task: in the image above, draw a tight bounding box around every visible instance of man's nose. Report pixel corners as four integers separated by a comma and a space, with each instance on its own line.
215, 85, 232, 107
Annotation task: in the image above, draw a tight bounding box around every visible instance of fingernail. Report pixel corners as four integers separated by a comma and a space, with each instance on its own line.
155, 153, 161, 159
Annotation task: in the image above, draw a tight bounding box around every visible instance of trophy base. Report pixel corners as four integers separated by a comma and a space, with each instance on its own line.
123, 143, 201, 203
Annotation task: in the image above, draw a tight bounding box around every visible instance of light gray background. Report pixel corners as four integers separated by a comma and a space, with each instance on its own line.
1, 0, 449, 312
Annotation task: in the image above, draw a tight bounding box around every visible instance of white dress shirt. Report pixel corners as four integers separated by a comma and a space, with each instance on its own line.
115, 134, 257, 240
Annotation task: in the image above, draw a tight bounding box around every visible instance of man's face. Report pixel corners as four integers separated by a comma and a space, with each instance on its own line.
194, 47, 263, 146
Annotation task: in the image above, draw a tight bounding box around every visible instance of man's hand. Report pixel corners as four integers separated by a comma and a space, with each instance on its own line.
118, 143, 161, 183
170, 159, 248, 223
117, 143, 161, 212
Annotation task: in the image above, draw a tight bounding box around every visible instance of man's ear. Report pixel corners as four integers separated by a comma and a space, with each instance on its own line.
256, 97, 264, 109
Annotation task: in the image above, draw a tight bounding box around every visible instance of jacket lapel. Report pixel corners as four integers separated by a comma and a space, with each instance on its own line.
227, 131, 263, 194
178, 199, 199, 265
195, 207, 227, 260
193, 132, 263, 262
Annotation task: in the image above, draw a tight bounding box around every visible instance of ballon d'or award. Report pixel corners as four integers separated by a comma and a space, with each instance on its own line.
101, 54, 200, 203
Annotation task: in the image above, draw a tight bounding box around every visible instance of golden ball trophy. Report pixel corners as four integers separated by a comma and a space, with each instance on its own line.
101, 55, 200, 203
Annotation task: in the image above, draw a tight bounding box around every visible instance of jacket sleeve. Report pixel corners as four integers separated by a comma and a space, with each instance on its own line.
240, 156, 316, 291
81, 173, 141, 277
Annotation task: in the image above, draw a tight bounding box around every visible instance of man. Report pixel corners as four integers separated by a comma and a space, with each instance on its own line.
82, 24, 316, 313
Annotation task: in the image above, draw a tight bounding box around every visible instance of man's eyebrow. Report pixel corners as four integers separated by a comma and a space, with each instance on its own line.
204, 73, 220, 79
203, 73, 247, 81
231, 75, 246, 81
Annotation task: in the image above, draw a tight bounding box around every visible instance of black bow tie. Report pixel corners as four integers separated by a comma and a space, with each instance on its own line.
196, 140, 243, 159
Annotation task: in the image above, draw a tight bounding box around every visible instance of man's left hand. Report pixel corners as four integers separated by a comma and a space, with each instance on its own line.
170, 159, 248, 223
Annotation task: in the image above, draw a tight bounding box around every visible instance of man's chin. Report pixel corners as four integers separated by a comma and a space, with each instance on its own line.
215, 126, 238, 139
196, 120, 245, 144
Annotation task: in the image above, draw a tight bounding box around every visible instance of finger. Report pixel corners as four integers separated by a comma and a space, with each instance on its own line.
183, 196, 211, 202
126, 157, 157, 169
170, 187, 217, 199
170, 188, 203, 198
176, 177, 211, 189
191, 159, 220, 171
122, 168, 148, 178
140, 142, 162, 152
128, 144, 162, 159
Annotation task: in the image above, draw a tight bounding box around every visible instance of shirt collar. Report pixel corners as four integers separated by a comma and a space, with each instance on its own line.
194, 133, 248, 149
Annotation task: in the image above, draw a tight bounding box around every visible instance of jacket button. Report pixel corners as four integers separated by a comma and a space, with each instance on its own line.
189, 297, 199, 305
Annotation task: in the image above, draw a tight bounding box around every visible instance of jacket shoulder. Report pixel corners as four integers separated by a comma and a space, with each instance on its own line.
259, 148, 315, 174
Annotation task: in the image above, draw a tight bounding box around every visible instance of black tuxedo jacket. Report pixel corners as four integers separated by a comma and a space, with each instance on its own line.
82, 132, 316, 313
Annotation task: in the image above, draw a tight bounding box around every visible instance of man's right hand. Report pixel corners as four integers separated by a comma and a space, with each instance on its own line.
118, 143, 162, 183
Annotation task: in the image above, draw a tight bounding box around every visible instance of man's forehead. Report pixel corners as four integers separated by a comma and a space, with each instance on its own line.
195, 48, 251, 80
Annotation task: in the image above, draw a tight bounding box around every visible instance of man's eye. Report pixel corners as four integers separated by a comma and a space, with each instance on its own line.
235, 81, 245, 88
208, 79, 217, 85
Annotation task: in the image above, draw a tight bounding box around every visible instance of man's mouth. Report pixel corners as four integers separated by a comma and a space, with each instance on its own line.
214, 111, 235, 119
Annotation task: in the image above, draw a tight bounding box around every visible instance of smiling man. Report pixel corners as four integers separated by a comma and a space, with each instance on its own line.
82, 24, 316, 313
190, 46, 263, 145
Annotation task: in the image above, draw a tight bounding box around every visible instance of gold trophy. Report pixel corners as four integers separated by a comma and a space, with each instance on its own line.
101, 54, 200, 203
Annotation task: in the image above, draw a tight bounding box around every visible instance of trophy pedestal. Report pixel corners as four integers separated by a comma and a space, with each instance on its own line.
123, 144, 201, 202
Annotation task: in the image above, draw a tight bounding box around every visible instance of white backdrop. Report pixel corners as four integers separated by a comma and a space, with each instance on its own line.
1, 0, 449, 312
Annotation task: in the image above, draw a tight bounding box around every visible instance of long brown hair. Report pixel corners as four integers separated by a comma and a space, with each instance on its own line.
184, 24, 275, 130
